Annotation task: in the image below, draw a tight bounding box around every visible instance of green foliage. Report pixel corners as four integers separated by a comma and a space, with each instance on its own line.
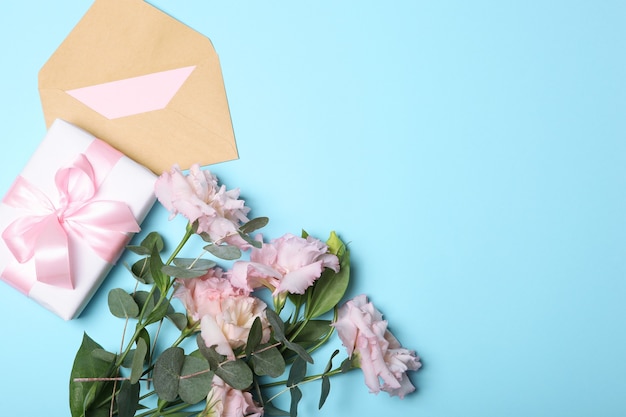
116, 380, 140, 417
203, 243, 242, 260
239, 217, 269, 234
108, 289, 140, 319
153, 347, 185, 402
305, 233, 350, 319
69, 334, 117, 417
178, 356, 213, 404
69, 225, 372, 417
250, 346, 286, 377
161, 258, 217, 279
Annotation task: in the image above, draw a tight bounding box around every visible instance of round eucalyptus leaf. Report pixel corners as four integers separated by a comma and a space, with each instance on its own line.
108, 288, 140, 319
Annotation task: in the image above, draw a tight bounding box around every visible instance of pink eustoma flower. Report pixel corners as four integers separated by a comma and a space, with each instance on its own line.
332, 294, 421, 399
230, 233, 339, 295
155, 164, 251, 248
203, 376, 263, 417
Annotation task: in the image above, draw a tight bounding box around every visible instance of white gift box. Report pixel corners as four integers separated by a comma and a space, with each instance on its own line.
0, 119, 156, 320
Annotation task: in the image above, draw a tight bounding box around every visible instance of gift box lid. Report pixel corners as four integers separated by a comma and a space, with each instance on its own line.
38, 0, 238, 175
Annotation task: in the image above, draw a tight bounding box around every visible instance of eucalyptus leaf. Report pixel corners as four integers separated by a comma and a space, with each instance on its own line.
178, 356, 213, 404
215, 359, 253, 390
129, 258, 152, 284
266, 310, 312, 363
263, 402, 291, 416
130, 338, 147, 384
290, 386, 302, 417
239, 217, 269, 234
141, 231, 165, 252
287, 357, 307, 386
108, 288, 140, 319
134, 291, 156, 315
283, 339, 313, 364
266, 309, 286, 340
318, 376, 330, 409
196, 335, 225, 369
145, 298, 171, 326
69, 334, 116, 417
245, 317, 263, 358
117, 380, 140, 417
153, 347, 185, 402
251, 347, 286, 378
126, 245, 152, 256
173, 258, 217, 270
238, 231, 263, 248
167, 312, 188, 331
161, 264, 209, 279
323, 350, 340, 374
203, 243, 242, 260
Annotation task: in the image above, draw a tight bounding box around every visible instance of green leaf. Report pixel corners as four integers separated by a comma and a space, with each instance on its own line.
173, 258, 217, 270
305, 250, 350, 319
167, 312, 188, 331
323, 350, 340, 374
130, 338, 147, 384
215, 359, 253, 390
238, 231, 263, 248
108, 288, 140, 319
127, 231, 165, 255
161, 264, 209, 279
319, 376, 330, 409
263, 402, 291, 416
69, 334, 116, 417
117, 380, 140, 417
196, 335, 224, 370
325, 231, 346, 256
146, 303, 170, 326
203, 243, 242, 260
290, 386, 302, 417
91, 349, 117, 364
239, 217, 269, 234
266, 309, 286, 340
134, 290, 156, 314
129, 258, 152, 284
245, 317, 263, 358
178, 356, 213, 404
150, 244, 169, 292
290, 320, 332, 346
153, 347, 185, 402
266, 309, 312, 363
250, 347, 286, 378
287, 357, 307, 386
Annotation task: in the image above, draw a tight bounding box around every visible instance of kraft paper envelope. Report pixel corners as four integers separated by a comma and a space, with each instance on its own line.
39, 0, 237, 174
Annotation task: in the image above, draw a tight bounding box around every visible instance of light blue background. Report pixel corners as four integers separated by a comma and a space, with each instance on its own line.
1, 1, 625, 416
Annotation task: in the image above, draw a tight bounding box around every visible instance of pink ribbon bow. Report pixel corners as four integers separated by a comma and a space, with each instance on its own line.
1, 150, 139, 289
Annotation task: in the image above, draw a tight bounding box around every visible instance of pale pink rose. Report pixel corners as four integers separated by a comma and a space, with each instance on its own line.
230, 233, 340, 295
200, 294, 270, 360
155, 164, 251, 247
332, 294, 421, 399
173, 268, 247, 322
202, 376, 263, 417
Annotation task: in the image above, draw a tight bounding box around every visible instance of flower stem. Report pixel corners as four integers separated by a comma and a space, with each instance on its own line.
261, 366, 346, 390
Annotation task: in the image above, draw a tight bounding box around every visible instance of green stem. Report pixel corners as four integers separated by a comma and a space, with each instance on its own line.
165, 224, 195, 266
261, 366, 346, 390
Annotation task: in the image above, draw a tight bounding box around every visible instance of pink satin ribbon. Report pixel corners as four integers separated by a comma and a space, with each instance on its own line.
1, 139, 140, 290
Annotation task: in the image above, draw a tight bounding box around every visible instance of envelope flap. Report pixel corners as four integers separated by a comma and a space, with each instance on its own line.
38, 0, 238, 174
39, 0, 215, 89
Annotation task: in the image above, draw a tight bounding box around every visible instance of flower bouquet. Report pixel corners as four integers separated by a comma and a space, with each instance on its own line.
69, 165, 421, 417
